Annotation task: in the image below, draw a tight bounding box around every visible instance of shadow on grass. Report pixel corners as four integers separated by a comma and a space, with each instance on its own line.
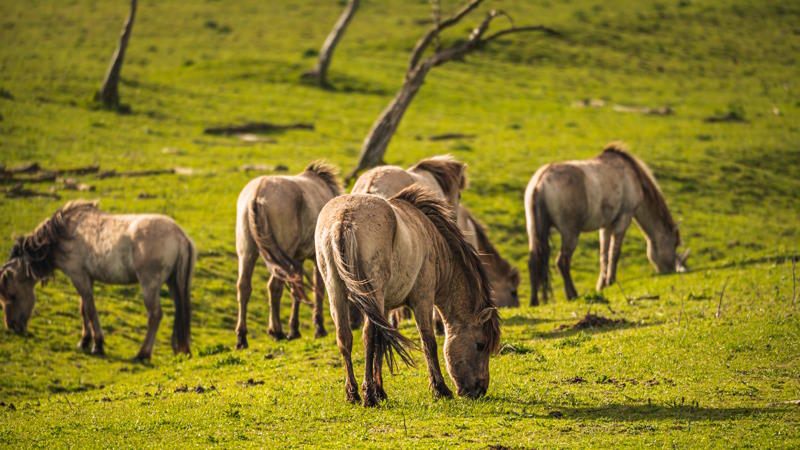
535, 403, 788, 422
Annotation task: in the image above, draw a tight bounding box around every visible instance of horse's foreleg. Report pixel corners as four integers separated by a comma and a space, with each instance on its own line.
71, 275, 99, 353
556, 232, 579, 300
267, 274, 286, 340
313, 265, 327, 338
596, 228, 612, 291
361, 318, 380, 407
607, 215, 632, 286
413, 304, 452, 399
136, 280, 163, 360
235, 250, 258, 350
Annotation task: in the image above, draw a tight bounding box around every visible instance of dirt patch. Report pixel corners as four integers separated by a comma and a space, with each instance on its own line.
556, 313, 629, 331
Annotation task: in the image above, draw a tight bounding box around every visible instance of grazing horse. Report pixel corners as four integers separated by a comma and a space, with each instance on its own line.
525, 142, 689, 305
352, 156, 520, 309
315, 185, 501, 407
0, 200, 195, 360
235, 161, 343, 348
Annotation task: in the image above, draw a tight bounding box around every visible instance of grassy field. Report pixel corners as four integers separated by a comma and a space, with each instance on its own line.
1, 0, 799, 447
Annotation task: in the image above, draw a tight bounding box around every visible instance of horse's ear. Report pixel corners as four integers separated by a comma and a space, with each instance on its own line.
679, 248, 691, 264
10, 238, 23, 258
476, 307, 497, 325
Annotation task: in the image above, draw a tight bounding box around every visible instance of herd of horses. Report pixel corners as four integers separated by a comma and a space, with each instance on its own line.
0, 142, 688, 406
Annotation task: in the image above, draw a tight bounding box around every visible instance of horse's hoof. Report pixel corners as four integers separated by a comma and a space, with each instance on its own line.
91, 341, 105, 356
132, 353, 150, 362
314, 328, 328, 339
345, 389, 361, 404
268, 329, 286, 341
376, 385, 388, 401
287, 331, 301, 341
433, 384, 453, 400
236, 335, 249, 350
77, 336, 91, 351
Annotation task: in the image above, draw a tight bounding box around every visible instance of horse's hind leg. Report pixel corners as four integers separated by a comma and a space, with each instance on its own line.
372, 335, 387, 401
329, 282, 360, 404
135, 279, 163, 360
556, 231, 580, 300
361, 318, 381, 407
312, 264, 327, 338
596, 228, 611, 291
235, 246, 258, 349
267, 274, 286, 340
287, 284, 302, 340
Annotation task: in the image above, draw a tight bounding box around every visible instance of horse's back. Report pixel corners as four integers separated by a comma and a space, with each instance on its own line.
66, 212, 188, 284
316, 194, 426, 308
351, 166, 415, 198
242, 174, 331, 259
529, 157, 639, 232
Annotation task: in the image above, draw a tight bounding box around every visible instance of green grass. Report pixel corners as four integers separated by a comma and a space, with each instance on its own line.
1, 0, 799, 447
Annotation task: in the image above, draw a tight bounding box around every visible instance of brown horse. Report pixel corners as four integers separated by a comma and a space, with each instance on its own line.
315, 185, 500, 407
234, 161, 344, 348
352, 156, 520, 308
0, 200, 194, 360
525, 142, 689, 305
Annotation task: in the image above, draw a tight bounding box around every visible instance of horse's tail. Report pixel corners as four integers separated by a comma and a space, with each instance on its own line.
247, 194, 307, 302
526, 174, 551, 306
172, 230, 195, 354
330, 216, 415, 373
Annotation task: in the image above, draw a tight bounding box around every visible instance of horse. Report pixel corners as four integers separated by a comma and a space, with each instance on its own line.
525, 142, 689, 305
235, 161, 346, 348
352, 156, 520, 309
315, 185, 501, 407
0, 200, 195, 360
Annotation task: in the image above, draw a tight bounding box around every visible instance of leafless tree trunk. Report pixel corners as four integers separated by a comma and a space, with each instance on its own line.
346, 0, 557, 182
302, 0, 360, 87
95, 0, 137, 108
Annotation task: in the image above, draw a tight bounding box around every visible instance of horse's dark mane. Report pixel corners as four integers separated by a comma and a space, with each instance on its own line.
601, 143, 680, 243
391, 185, 500, 355
305, 160, 343, 196
462, 207, 517, 279
6, 200, 98, 281
409, 156, 467, 201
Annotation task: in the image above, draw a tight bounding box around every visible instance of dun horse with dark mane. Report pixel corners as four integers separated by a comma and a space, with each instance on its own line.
525, 143, 688, 305
0, 201, 195, 360
234, 161, 345, 348
315, 185, 500, 407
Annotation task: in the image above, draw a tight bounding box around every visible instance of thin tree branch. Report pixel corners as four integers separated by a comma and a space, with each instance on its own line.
407, 0, 484, 73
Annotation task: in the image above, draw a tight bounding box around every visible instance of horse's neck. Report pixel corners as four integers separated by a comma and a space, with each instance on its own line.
634, 201, 670, 246
433, 256, 474, 325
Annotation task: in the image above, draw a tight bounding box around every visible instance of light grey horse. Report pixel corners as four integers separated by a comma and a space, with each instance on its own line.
525, 142, 689, 305
0, 200, 195, 360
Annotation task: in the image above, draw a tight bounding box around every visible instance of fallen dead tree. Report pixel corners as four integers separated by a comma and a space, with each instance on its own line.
203, 122, 314, 136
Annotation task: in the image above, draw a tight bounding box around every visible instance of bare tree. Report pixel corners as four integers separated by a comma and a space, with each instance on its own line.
95, 0, 137, 108
345, 0, 557, 182
302, 0, 360, 87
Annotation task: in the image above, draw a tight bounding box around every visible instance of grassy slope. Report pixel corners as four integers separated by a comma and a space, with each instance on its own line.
1, 0, 799, 447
